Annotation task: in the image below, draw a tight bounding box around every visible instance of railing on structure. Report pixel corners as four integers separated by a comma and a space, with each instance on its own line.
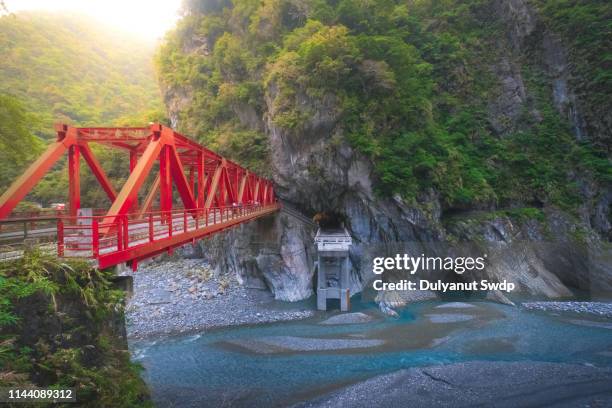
0, 205, 167, 243
57, 202, 280, 269
314, 228, 352, 252
278, 200, 316, 227
0, 207, 109, 237
2, 207, 111, 221
0, 216, 58, 242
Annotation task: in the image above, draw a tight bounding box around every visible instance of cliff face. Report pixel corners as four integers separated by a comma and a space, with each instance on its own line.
491, 0, 611, 238
200, 212, 317, 301
160, 0, 611, 305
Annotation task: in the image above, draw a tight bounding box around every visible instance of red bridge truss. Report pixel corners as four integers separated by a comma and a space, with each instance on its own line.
0, 124, 280, 269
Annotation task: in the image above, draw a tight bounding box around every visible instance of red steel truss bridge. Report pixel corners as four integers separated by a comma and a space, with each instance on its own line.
0, 124, 280, 269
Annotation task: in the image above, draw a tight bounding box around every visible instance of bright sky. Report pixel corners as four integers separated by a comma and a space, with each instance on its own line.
5, 0, 183, 41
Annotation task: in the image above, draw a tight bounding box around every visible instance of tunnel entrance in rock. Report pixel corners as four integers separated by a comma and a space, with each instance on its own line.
313, 211, 345, 230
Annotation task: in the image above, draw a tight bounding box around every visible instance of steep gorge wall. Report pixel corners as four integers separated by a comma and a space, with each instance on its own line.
492, 0, 611, 238
161, 0, 611, 305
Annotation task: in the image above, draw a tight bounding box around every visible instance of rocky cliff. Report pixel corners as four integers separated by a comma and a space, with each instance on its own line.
159, 0, 611, 307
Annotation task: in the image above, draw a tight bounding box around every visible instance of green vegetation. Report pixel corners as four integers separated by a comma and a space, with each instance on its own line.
0, 12, 164, 139
0, 12, 166, 207
0, 91, 155, 208
0, 93, 147, 208
155, 9, 272, 175
0, 14, 159, 404
531, 0, 612, 149
0, 94, 44, 190
31, 145, 144, 209
157, 0, 611, 210
0, 250, 151, 407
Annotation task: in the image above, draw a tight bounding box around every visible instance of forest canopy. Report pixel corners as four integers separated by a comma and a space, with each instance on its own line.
0, 12, 165, 206
0, 12, 165, 139
157, 0, 611, 211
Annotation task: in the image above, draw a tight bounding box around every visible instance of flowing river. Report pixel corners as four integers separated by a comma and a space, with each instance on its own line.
129, 299, 612, 407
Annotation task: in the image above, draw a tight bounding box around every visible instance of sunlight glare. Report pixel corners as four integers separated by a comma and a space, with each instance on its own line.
5, 0, 183, 41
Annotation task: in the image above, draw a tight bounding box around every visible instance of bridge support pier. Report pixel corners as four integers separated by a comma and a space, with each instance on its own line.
110, 275, 133, 299
112, 262, 131, 275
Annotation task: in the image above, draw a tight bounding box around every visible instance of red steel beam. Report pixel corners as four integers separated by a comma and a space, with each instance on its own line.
138, 174, 160, 218
0, 142, 68, 218
97, 203, 280, 269
67, 142, 80, 216
204, 163, 223, 209
129, 150, 138, 172
197, 152, 204, 209
189, 166, 195, 195
262, 181, 269, 204
103, 125, 166, 224
0, 125, 78, 219
219, 167, 227, 206
221, 166, 235, 204
159, 144, 172, 216
129, 150, 139, 212
253, 180, 260, 204
238, 170, 248, 203
167, 142, 197, 210
1, 123, 279, 264
79, 143, 117, 202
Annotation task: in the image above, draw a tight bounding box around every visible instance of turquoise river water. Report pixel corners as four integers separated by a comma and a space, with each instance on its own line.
130, 299, 612, 407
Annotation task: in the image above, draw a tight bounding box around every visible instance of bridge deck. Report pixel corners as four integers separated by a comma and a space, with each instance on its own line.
60, 203, 280, 269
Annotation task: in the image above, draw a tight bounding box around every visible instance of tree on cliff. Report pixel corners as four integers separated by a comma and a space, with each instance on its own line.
156, 0, 611, 213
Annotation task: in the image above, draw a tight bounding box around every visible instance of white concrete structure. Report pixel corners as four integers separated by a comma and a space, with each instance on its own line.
315, 228, 352, 311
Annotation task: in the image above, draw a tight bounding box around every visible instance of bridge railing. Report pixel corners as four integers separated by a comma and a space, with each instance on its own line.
57, 203, 278, 259
0, 207, 113, 238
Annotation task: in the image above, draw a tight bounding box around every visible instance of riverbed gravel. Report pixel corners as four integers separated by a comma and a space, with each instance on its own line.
294, 361, 612, 407
123, 258, 315, 339
522, 301, 612, 318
